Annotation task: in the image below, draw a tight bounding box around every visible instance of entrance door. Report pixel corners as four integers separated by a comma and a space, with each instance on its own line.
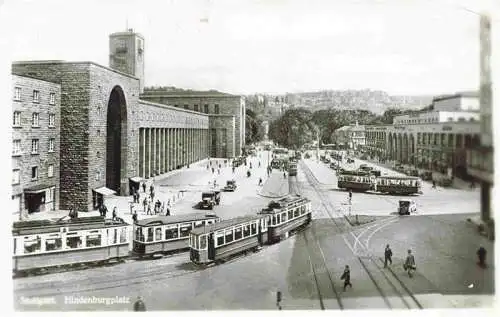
25, 192, 45, 214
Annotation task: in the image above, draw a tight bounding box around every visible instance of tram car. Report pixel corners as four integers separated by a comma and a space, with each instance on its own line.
189, 215, 268, 265
133, 212, 220, 258
337, 170, 375, 192
375, 176, 422, 195
13, 216, 129, 274
259, 195, 312, 243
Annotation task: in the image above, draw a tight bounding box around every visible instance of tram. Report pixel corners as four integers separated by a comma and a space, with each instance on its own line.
12, 216, 129, 274
133, 212, 220, 257
189, 215, 268, 264
337, 170, 375, 191
375, 176, 422, 195
259, 195, 312, 243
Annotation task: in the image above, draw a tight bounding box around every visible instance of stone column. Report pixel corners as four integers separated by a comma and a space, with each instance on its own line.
163, 128, 167, 173
139, 128, 145, 178
145, 128, 151, 178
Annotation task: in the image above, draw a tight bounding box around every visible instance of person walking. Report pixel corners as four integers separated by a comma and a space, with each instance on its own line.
147, 202, 152, 216
341, 265, 352, 291
133, 296, 146, 311
112, 207, 117, 220
477, 246, 487, 268
259, 177, 263, 186
143, 197, 147, 214
132, 210, 138, 223
432, 180, 436, 189
348, 189, 352, 204
142, 182, 146, 193
404, 249, 416, 277
150, 191, 155, 202
384, 244, 393, 268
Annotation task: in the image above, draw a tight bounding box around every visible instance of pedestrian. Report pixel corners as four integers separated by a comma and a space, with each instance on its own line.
219, 163, 221, 169
384, 244, 393, 268
232, 166, 235, 173
212, 167, 215, 174
151, 191, 155, 202
432, 180, 436, 189
133, 296, 146, 311
341, 265, 352, 291
207, 164, 209, 170
348, 189, 352, 204
143, 197, 147, 214
167, 199, 171, 207
147, 203, 152, 215
102, 204, 108, 218
161, 202, 165, 214
112, 207, 117, 220
404, 249, 416, 278
250, 162, 252, 169
259, 177, 263, 186
283, 171, 286, 179
142, 182, 146, 193
258, 161, 261, 168
218, 169, 220, 175
477, 246, 487, 268
166, 207, 171, 216
132, 210, 138, 223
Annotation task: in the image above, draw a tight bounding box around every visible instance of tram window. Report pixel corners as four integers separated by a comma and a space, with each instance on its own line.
282, 212, 287, 222
294, 208, 300, 217
23, 237, 41, 253
234, 227, 242, 240
120, 228, 127, 243
251, 223, 257, 235
180, 224, 193, 238
113, 229, 118, 244
155, 228, 163, 241
288, 210, 293, 220
45, 237, 62, 251
194, 235, 199, 249
225, 229, 234, 243
272, 215, 276, 226
301, 206, 306, 214
194, 221, 203, 228
147, 228, 154, 242
66, 236, 82, 249
165, 226, 179, 240
276, 214, 281, 224
86, 234, 102, 247
243, 225, 250, 237
135, 228, 143, 242
216, 231, 224, 246
200, 235, 207, 249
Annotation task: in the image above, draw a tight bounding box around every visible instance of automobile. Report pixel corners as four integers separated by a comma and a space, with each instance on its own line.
347, 158, 355, 164
329, 162, 338, 169
223, 180, 237, 192
198, 191, 221, 210
398, 199, 417, 215
359, 164, 373, 172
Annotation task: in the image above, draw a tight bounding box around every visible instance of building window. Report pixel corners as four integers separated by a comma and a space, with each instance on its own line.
12, 170, 20, 184
49, 114, 55, 127
95, 170, 101, 181
469, 117, 476, 122
448, 117, 453, 122
174, 104, 178, 108
31, 139, 39, 154
48, 164, 54, 178
49, 93, 55, 105
32, 112, 39, 127
204, 104, 209, 113
215, 104, 220, 114
48, 138, 55, 152
194, 105, 199, 112
97, 106, 102, 115
14, 87, 21, 101
184, 105, 189, 110
31, 166, 38, 180
13, 111, 21, 127
12, 139, 21, 156
97, 129, 101, 137
33, 90, 40, 103
96, 151, 101, 158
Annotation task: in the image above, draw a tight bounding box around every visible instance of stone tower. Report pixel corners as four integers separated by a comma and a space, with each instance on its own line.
109, 29, 145, 93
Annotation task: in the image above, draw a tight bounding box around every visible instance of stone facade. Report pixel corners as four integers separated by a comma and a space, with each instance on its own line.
11, 74, 61, 220
209, 115, 236, 158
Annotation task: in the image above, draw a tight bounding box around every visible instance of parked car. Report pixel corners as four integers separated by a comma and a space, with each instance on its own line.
198, 191, 221, 210
223, 180, 237, 192
398, 199, 417, 215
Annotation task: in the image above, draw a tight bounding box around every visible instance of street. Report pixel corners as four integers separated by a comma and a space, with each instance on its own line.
13, 151, 494, 310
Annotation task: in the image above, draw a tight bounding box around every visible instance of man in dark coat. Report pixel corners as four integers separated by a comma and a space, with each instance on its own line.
133, 296, 146, 311
142, 182, 146, 193
384, 244, 393, 268
477, 246, 487, 268
132, 211, 138, 223
341, 265, 352, 291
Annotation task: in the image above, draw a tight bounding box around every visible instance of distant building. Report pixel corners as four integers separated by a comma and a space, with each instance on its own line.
11, 75, 61, 220
332, 121, 365, 150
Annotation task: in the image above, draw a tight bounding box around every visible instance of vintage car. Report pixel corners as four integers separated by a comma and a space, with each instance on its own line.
223, 180, 237, 192
347, 158, 355, 164
398, 199, 417, 215
198, 191, 221, 210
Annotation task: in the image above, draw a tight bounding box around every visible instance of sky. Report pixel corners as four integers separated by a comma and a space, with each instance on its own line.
0, 0, 499, 95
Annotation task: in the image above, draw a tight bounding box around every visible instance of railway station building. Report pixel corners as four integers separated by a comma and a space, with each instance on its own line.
11, 29, 245, 219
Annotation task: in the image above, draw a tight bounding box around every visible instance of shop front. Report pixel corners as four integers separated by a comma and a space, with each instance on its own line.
129, 177, 143, 195
92, 187, 116, 210
23, 185, 55, 215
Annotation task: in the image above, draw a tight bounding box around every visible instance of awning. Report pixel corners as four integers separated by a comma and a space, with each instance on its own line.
129, 177, 143, 183
93, 187, 116, 196
24, 184, 54, 194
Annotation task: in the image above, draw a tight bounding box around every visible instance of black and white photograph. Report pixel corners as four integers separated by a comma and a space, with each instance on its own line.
1, 0, 498, 313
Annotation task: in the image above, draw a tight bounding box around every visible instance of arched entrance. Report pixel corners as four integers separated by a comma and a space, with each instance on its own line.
106, 86, 128, 195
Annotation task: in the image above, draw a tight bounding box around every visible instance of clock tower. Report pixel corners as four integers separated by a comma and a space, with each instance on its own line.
109, 29, 145, 93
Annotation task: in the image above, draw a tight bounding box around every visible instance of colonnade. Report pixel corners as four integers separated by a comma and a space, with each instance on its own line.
138, 128, 209, 179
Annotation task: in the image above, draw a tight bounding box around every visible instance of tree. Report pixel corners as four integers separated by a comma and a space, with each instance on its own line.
245, 108, 264, 144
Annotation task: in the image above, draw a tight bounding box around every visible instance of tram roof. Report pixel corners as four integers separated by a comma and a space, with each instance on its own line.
12, 216, 128, 235
190, 214, 264, 235
135, 213, 219, 227
338, 170, 370, 176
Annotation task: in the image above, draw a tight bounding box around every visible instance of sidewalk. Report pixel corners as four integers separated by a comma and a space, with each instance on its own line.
467, 215, 495, 241
258, 170, 290, 198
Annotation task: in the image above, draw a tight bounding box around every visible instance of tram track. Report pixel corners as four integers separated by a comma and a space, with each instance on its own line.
297, 160, 422, 310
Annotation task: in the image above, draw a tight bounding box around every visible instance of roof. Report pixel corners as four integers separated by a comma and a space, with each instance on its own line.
141, 87, 238, 98
336, 126, 352, 131
259, 195, 310, 214
433, 91, 479, 102
12, 217, 128, 235
135, 213, 219, 227
377, 175, 420, 180
190, 215, 264, 235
